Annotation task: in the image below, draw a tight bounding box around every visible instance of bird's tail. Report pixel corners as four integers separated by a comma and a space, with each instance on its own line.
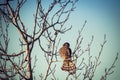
61, 59, 76, 74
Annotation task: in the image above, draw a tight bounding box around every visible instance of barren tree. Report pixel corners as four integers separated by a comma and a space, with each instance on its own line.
0, 0, 119, 80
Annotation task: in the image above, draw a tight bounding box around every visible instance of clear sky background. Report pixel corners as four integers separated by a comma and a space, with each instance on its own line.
59, 0, 120, 79
2, 0, 120, 80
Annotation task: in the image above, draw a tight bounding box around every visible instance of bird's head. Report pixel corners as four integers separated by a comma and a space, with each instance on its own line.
63, 42, 70, 48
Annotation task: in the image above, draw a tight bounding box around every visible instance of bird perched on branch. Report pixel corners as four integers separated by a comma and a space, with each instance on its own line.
59, 42, 76, 74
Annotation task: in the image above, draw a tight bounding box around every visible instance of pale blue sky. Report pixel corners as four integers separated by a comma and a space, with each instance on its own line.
61, 1, 120, 79
2, 0, 120, 80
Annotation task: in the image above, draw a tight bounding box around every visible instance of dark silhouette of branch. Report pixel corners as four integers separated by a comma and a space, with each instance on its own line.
0, 50, 25, 57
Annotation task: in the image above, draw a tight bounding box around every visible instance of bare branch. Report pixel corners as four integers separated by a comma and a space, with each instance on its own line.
0, 50, 25, 57
101, 53, 119, 80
